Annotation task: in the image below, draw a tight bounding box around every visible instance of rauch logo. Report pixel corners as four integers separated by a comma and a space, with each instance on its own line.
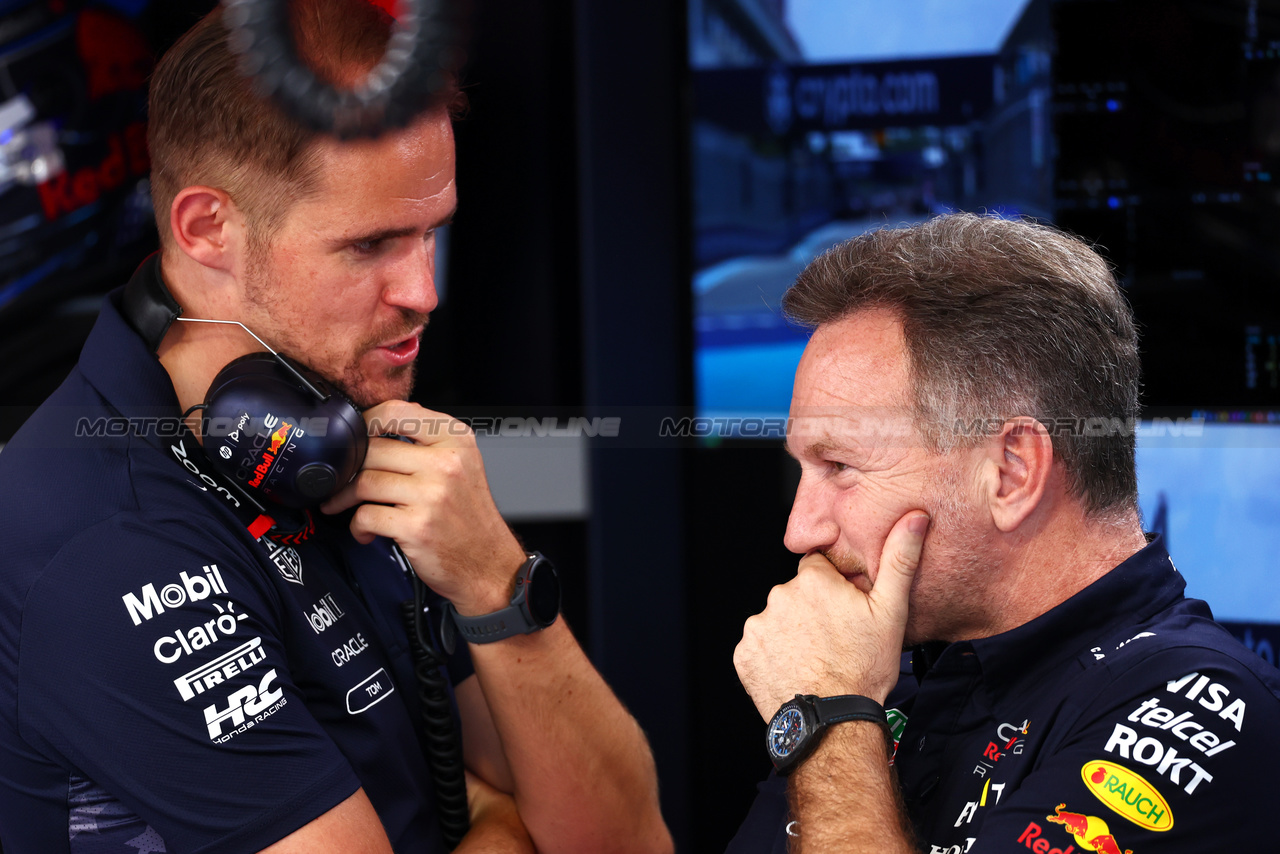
1081, 759, 1173, 831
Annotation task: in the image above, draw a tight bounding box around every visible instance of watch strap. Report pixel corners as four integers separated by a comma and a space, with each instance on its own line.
446, 599, 534, 644
445, 553, 555, 646
812, 694, 889, 728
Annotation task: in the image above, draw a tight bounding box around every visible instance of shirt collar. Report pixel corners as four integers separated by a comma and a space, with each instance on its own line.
933, 537, 1185, 691
79, 256, 183, 449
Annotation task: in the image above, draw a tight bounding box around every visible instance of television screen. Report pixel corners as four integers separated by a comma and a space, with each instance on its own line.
688, 0, 1280, 642
1137, 415, 1280, 660
690, 0, 1046, 426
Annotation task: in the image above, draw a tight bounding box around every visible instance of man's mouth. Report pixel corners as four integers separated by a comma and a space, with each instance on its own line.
375, 330, 422, 366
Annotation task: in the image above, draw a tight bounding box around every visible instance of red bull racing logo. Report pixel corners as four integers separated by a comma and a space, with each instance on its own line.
1042, 803, 1133, 854
247, 420, 293, 489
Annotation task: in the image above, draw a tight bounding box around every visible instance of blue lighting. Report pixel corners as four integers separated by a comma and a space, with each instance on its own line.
1106, 99, 1120, 112
1108, 196, 1122, 209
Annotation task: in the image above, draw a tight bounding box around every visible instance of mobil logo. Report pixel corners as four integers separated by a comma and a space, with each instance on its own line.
306, 593, 346, 634
122, 564, 229, 626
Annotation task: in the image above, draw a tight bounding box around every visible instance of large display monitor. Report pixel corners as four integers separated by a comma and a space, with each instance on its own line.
1137, 415, 1280, 661
688, 0, 1280, 636
690, 0, 1046, 423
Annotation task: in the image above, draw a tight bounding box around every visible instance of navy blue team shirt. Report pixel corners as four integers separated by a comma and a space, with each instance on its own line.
727, 540, 1280, 854
0, 261, 473, 854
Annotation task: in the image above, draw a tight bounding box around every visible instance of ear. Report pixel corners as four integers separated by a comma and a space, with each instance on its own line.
168, 186, 245, 272
983, 416, 1054, 533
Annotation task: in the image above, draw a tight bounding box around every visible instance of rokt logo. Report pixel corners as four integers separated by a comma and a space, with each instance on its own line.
122, 565, 229, 626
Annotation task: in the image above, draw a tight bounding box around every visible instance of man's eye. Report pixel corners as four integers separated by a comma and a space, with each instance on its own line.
828, 461, 849, 473
351, 239, 382, 255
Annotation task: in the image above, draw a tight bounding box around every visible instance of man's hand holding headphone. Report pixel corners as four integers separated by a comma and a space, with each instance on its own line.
320, 399, 528, 617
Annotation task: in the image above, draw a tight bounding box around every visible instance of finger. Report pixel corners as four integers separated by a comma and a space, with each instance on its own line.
361, 400, 473, 448
363, 435, 425, 470
796, 551, 841, 577
320, 479, 360, 514
347, 467, 428, 509
348, 501, 409, 547
320, 440, 464, 515
868, 511, 930, 620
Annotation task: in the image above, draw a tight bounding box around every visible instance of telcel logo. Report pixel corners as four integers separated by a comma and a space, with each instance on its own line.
1081, 760, 1173, 831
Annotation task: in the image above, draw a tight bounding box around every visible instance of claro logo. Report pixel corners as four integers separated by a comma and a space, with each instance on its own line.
122, 564, 229, 626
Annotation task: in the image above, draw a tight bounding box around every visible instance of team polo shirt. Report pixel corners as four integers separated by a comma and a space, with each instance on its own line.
0, 277, 473, 854
727, 540, 1280, 853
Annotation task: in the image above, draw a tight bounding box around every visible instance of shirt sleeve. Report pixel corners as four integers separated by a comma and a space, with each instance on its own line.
17, 512, 363, 854
951, 645, 1280, 853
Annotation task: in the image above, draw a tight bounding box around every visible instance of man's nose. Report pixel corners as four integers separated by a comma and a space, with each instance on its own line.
384, 239, 440, 315
782, 476, 838, 555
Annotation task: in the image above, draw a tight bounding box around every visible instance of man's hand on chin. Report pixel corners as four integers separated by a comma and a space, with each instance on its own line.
319, 399, 525, 613
734, 511, 930, 718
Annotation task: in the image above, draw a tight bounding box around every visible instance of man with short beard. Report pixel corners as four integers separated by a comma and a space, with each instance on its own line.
0, 2, 671, 853
729, 213, 1280, 853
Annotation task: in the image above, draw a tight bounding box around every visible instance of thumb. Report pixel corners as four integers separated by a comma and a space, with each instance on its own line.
869, 511, 930, 620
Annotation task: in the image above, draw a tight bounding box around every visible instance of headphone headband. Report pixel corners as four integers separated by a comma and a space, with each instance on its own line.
121, 254, 182, 354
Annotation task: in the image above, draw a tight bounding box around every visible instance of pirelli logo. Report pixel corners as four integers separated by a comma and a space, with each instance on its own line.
174, 638, 267, 702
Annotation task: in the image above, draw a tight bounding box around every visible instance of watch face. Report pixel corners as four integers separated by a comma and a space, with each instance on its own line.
767, 705, 808, 761
526, 557, 561, 626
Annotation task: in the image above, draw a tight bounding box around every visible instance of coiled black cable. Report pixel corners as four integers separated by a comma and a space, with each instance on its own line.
401, 575, 470, 849
222, 0, 459, 139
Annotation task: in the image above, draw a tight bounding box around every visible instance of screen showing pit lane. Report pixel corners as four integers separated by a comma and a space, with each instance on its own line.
688, 0, 1280, 641
689, 0, 1043, 428
689, 0, 1280, 425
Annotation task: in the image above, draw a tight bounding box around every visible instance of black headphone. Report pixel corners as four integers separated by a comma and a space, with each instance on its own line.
122, 255, 368, 510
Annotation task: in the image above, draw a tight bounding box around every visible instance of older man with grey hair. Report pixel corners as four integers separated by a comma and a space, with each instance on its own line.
730, 213, 1280, 854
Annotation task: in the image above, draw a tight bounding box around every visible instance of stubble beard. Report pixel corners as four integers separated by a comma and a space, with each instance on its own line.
819, 462, 992, 649
901, 463, 992, 646
243, 241, 427, 410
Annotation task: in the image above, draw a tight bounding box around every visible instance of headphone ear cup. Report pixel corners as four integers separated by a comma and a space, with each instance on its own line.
200, 353, 368, 509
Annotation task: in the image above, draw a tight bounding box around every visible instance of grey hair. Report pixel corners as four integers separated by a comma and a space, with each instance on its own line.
783, 213, 1141, 517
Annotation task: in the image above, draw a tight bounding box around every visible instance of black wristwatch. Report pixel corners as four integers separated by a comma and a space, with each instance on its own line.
766, 694, 888, 775
443, 552, 561, 648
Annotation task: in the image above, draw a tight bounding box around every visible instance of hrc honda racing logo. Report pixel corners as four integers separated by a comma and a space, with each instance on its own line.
121, 565, 229, 626
203, 668, 287, 743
